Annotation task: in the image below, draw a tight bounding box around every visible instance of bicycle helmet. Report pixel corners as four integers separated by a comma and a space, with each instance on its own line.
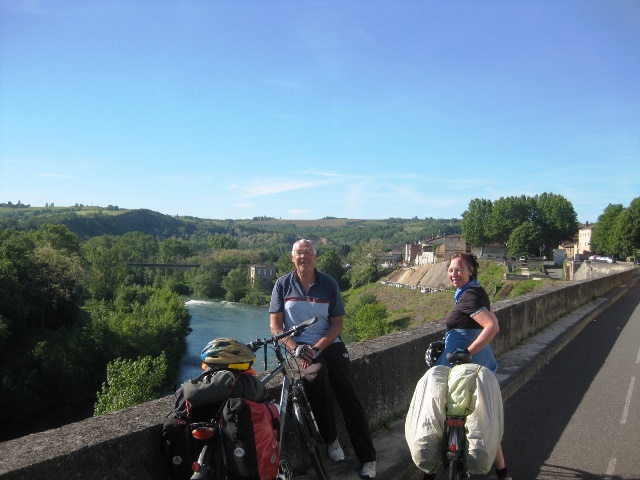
200, 338, 256, 371
425, 339, 445, 368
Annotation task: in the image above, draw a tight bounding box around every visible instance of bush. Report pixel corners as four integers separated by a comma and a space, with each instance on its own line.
94, 353, 168, 416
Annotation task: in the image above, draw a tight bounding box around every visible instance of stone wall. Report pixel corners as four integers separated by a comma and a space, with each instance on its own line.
1, 267, 637, 479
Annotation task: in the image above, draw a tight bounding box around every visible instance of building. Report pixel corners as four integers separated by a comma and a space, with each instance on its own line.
578, 222, 595, 256
412, 234, 469, 264
249, 264, 277, 286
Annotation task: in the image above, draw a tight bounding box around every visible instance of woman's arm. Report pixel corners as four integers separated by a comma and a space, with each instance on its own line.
466, 308, 499, 355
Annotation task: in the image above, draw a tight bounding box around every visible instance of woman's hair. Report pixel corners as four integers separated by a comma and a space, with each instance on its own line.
292, 239, 317, 255
448, 252, 480, 280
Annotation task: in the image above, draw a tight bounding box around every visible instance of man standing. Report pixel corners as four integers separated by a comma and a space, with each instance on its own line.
269, 239, 377, 479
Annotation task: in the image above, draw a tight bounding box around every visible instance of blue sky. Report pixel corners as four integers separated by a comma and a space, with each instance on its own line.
1, 1, 638, 223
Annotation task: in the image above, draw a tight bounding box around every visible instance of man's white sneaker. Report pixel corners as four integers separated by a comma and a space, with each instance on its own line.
327, 438, 345, 462
360, 461, 376, 479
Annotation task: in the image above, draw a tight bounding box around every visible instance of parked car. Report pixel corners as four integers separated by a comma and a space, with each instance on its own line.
589, 255, 600, 260
519, 256, 528, 262
593, 256, 614, 263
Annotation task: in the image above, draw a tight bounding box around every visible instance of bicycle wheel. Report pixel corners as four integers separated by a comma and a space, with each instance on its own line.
292, 401, 330, 480
447, 459, 464, 480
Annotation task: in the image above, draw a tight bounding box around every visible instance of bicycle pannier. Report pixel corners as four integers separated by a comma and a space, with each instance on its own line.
405, 365, 449, 473
220, 398, 281, 480
447, 363, 503, 474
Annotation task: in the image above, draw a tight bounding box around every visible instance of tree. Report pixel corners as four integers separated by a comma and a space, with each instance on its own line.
209, 233, 239, 250
508, 221, 544, 258
487, 196, 532, 256
533, 193, 579, 256
222, 266, 250, 302
591, 204, 624, 255
83, 235, 128, 300
190, 257, 226, 298
159, 237, 192, 263
345, 239, 385, 289
32, 244, 85, 328
461, 198, 493, 255
316, 250, 344, 285
614, 197, 640, 258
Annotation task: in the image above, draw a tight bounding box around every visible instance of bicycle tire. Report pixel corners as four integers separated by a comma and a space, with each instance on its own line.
447, 459, 464, 480
293, 401, 330, 480
191, 440, 227, 480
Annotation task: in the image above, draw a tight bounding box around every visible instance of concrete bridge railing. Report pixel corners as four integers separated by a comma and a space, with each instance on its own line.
1, 267, 638, 479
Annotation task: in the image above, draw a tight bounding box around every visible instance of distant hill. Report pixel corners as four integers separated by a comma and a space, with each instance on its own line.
0, 207, 208, 239
62, 209, 199, 238
0, 206, 462, 247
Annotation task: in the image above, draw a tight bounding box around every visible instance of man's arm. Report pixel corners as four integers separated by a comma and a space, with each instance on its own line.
313, 315, 343, 352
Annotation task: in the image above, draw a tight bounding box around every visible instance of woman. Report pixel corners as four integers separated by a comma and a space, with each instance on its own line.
433, 252, 512, 480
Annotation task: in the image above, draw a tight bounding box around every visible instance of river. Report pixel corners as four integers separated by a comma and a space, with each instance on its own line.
177, 298, 271, 383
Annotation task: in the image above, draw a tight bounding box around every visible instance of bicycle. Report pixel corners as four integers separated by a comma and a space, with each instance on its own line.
442, 349, 473, 480
248, 316, 330, 480
189, 317, 329, 480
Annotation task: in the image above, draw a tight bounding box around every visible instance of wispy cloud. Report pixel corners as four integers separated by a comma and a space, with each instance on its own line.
241, 178, 339, 198
38, 173, 71, 178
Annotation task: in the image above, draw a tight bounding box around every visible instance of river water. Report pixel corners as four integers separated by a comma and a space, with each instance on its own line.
177, 298, 271, 383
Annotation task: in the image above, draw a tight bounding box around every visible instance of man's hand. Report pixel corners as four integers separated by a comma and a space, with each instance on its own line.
293, 344, 319, 365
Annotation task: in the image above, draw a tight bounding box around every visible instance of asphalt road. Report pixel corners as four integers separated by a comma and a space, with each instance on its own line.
501, 280, 640, 479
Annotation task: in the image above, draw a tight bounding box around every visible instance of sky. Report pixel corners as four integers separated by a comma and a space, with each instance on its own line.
1, 1, 638, 223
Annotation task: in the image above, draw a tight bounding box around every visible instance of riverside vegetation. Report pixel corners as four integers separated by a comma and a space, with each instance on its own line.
5, 193, 637, 439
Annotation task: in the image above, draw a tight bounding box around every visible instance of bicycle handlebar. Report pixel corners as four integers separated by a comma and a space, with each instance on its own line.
246, 316, 318, 352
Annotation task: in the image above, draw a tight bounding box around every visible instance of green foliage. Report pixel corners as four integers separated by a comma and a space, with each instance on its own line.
209, 233, 239, 250
507, 280, 541, 298
316, 250, 345, 285
276, 252, 295, 278
346, 239, 385, 289
94, 353, 168, 416
464, 193, 578, 258
159, 237, 192, 263
461, 199, 493, 250
591, 198, 640, 257
345, 293, 390, 341
508, 221, 544, 258
222, 267, 250, 302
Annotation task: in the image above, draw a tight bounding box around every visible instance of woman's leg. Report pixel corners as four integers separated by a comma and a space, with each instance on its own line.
494, 445, 505, 469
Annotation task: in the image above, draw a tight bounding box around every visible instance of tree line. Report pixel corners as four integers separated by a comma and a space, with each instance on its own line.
590, 198, 640, 259
461, 193, 640, 260
460, 193, 581, 259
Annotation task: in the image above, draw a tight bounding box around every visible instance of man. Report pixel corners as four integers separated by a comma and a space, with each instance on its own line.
269, 239, 377, 479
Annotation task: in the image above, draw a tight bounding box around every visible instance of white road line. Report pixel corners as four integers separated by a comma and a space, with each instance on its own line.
620, 377, 635, 425
636, 346, 640, 364
605, 458, 617, 479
